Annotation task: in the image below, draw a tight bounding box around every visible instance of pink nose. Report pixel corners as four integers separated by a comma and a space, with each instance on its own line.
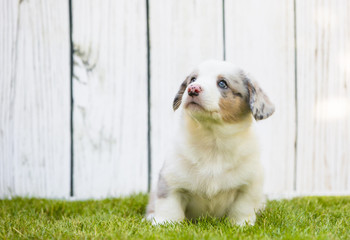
188, 84, 202, 97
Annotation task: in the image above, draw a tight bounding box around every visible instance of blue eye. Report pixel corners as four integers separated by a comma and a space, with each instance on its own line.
218, 80, 228, 89
190, 77, 196, 83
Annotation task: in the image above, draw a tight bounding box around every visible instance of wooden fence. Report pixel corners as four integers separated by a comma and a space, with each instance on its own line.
1, 0, 349, 199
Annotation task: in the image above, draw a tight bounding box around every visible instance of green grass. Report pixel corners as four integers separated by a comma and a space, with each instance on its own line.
1, 195, 349, 239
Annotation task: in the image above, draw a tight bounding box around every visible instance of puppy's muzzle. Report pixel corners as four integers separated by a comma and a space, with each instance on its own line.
188, 84, 202, 97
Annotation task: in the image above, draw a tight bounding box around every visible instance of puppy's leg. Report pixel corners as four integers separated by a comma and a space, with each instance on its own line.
228, 180, 263, 226
145, 191, 157, 221
152, 192, 186, 225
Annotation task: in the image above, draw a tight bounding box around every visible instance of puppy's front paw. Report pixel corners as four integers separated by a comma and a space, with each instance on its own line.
143, 213, 155, 222
236, 219, 255, 226
231, 214, 256, 227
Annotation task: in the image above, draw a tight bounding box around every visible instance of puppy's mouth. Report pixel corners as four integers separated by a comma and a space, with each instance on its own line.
185, 101, 205, 111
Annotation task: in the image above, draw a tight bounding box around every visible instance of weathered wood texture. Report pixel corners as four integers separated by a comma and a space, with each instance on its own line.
0, 0, 71, 198
296, 0, 350, 192
149, 0, 224, 189
1, 0, 350, 199
72, 0, 148, 198
225, 0, 296, 193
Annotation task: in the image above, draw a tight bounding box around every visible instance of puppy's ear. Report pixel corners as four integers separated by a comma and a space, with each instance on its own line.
246, 79, 275, 120
173, 77, 189, 111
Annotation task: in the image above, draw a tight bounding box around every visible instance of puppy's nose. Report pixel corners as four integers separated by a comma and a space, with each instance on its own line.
188, 84, 202, 97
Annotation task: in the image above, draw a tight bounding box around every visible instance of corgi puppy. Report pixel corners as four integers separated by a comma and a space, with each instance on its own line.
146, 60, 275, 226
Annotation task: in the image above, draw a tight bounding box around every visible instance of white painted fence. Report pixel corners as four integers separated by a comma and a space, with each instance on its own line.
1, 0, 349, 199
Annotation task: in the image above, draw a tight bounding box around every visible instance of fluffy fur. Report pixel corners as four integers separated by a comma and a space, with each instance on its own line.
146, 60, 275, 226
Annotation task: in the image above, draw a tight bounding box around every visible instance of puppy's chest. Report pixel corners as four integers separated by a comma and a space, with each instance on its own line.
179, 157, 243, 198
171, 136, 251, 198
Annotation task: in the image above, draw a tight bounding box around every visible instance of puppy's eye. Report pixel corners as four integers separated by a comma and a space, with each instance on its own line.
190, 77, 196, 83
218, 80, 228, 89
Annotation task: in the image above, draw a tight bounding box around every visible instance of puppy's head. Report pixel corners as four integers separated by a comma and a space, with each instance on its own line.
173, 60, 275, 123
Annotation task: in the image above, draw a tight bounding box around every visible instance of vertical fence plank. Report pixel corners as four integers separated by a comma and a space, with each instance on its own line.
149, 0, 224, 189
225, 0, 296, 193
0, 0, 70, 198
72, 0, 148, 198
296, 0, 350, 193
